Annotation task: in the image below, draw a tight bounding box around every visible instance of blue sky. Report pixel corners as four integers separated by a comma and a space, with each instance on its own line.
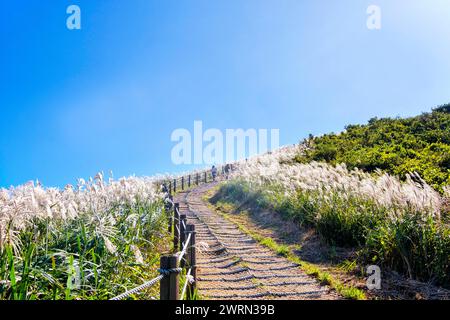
1, 0, 450, 187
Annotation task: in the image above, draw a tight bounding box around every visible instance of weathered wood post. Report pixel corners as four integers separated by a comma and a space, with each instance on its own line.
181, 176, 184, 190
173, 203, 180, 250
188, 175, 191, 188
160, 255, 179, 300
204, 172, 207, 183
173, 179, 177, 193
180, 214, 187, 247
167, 195, 173, 233
196, 173, 199, 185
179, 214, 187, 267
168, 181, 172, 195
186, 224, 196, 299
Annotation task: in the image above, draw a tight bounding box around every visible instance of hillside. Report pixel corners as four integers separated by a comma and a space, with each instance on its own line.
296, 104, 450, 192
2, 104, 449, 300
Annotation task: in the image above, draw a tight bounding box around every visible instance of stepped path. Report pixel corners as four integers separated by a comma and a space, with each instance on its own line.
174, 182, 339, 300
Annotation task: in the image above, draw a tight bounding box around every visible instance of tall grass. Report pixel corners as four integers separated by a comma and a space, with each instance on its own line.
220, 147, 450, 287
0, 173, 169, 299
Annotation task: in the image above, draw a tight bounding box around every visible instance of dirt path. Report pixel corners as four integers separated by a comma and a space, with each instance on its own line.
175, 183, 339, 300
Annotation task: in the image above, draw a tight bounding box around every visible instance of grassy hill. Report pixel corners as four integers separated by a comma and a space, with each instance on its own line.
296, 104, 450, 192
211, 105, 450, 291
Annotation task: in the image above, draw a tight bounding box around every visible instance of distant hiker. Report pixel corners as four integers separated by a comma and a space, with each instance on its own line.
224, 164, 231, 180
211, 165, 218, 181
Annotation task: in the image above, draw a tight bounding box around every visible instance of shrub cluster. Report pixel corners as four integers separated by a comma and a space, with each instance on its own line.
297, 104, 450, 192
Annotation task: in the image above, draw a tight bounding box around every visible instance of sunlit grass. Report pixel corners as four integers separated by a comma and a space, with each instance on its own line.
0, 174, 170, 300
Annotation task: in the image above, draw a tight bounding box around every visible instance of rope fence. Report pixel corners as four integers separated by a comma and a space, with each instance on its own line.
110, 274, 165, 300
110, 165, 234, 301
161, 163, 235, 195
178, 232, 192, 263
110, 193, 198, 300
180, 268, 193, 300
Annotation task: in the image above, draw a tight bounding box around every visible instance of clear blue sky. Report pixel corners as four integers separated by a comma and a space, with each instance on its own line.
1, 0, 450, 187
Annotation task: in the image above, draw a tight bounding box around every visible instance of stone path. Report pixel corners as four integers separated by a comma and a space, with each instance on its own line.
175, 183, 339, 300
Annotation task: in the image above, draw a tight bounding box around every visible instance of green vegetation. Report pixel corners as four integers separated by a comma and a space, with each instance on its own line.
297, 104, 450, 192
210, 105, 450, 288
364, 213, 450, 284
0, 200, 169, 300
214, 176, 449, 288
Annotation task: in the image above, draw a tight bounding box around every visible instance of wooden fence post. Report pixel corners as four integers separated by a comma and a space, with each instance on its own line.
196, 173, 199, 185
173, 179, 177, 193
180, 213, 186, 244
188, 175, 191, 188
167, 195, 173, 233
204, 172, 207, 183
180, 214, 187, 255
168, 181, 172, 195
186, 224, 196, 299
160, 255, 179, 300
181, 176, 184, 190
173, 203, 180, 250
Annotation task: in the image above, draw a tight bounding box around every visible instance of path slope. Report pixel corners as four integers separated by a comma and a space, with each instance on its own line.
175, 183, 339, 300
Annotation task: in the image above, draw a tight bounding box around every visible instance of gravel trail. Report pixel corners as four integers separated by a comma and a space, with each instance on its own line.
175, 183, 339, 300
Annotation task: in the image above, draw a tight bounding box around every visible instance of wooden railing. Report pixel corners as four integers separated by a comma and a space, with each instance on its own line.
163, 164, 233, 194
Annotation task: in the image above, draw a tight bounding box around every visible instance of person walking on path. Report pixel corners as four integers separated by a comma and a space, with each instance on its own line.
211, 165, 218, 181
224, 164, 230, 180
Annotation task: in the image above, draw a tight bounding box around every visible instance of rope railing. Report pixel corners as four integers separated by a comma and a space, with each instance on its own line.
110, 267, 185, 300
110, 274, 165, 300
113, 165, 228, 301
180, 268, 193, 300
158, 267, 183, 276
160, 163, 235, 195
177, 232, 192, 263
110, 197, 197, 301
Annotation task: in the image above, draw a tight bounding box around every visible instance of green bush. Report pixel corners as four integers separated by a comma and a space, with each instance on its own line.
364, 214, 450, 287
298, 104, 450, 192
215, 181, 450, 287
315, 197, 384, 247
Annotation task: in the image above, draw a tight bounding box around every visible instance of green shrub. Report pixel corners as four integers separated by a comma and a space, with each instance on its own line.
315, 199, 383, 247
364, 214, 450, 287
298, 105, 450, 192
215, 180, 450, 287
